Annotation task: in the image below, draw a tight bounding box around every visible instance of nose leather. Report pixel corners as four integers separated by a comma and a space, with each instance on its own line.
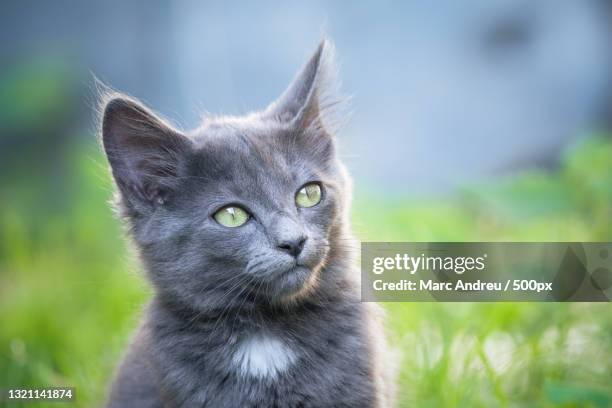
277, 237, 307, 257
270, 214, 307, 258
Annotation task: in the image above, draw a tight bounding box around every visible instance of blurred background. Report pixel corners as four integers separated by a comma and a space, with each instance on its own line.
1, 1, 612, 406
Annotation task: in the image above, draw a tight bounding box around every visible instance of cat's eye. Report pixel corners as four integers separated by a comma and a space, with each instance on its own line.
214, 206, 250, 228
296, 183, 322, 208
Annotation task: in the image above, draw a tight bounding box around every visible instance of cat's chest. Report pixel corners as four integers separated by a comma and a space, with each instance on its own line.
153, 307, 375, 407
231, 334, 298, 379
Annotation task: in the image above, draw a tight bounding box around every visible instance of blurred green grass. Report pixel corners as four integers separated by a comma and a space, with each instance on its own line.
1, 136, 612, 407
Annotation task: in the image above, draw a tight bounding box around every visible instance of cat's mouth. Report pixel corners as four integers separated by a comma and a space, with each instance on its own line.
278, 263, 310, 279
271, 249, 329, 302
246, 244, 329, 302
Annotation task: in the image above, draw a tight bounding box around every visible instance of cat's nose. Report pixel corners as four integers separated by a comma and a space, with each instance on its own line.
277, 236, 307, 258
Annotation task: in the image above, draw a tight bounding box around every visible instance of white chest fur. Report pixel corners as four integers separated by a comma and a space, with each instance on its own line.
232, 335, 297, 379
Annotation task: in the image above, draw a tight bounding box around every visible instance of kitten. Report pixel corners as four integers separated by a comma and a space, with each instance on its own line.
101, 40, 395, 407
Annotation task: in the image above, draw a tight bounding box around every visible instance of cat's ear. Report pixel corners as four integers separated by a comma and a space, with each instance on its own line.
265, 39, 346, 133
100, 95, 191, 212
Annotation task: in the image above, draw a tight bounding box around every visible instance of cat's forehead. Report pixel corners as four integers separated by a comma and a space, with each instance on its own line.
193, 117, 293, 163
187, 117, 315, 187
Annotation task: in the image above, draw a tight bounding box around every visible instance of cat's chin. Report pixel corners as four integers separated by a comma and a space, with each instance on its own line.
272, 264, 321, 304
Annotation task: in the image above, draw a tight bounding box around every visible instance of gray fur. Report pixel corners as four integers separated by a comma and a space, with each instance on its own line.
101, 40, 394, 408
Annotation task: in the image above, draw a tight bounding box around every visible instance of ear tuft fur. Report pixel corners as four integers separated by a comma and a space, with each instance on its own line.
265, 39, 350, 136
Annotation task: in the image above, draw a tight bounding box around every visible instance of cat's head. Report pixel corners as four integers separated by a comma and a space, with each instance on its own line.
100, 41, 351, 311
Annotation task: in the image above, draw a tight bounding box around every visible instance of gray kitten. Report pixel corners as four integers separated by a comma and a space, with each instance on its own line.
101, 40, 395, 408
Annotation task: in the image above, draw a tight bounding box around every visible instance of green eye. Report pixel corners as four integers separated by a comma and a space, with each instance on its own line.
214, 206, 249, 227
296, 183, 322, 208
